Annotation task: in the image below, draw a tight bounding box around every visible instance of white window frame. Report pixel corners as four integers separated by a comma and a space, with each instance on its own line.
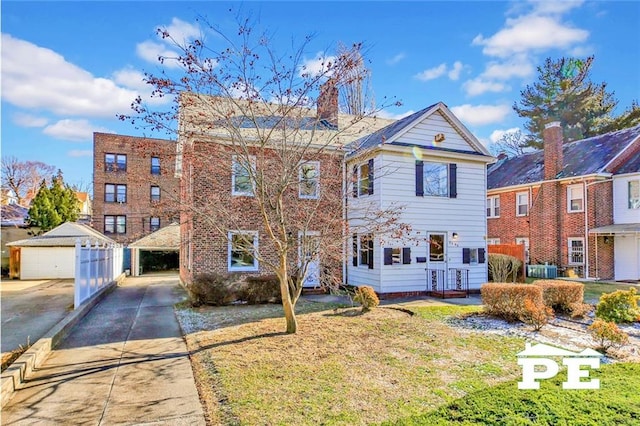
568, 238, 585, 265
228, 231, 259, 272
423, 161, 449, 197
629, 180, 640, 209
232, 155, 256, 196
486, 238, 501, 245
357, 162, 370, 197
567, 184, 584, 213
299, 161, 320, 199
516, 191, 529, 217
515, 237, 530, 264
487, 195, 500, 218
359, 234, 372, 267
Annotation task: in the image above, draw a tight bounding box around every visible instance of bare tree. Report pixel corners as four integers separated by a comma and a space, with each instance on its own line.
489, 129, 527, 158
1, 156, 56, 205
335, 42, 374, 117
121, 14, 404, 333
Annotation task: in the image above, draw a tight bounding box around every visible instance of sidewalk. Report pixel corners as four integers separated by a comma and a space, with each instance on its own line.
1, 274, 206, 425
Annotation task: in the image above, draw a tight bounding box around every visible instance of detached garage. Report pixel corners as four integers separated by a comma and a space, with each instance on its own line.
129, 222, 179, 276
6, 222, 117, 280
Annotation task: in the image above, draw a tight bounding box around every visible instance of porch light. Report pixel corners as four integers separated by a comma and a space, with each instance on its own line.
452, 232, 459, 240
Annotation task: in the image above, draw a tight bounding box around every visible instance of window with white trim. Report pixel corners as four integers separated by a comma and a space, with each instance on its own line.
487, 195, 500, 218
359, 234, 372, 267
516, 192, 529, 216
299, 161, 319, 199
150, 217, 160, 232
629, 180, 640, 209
358, 162, 370, 196
486, 238, 501, 245
228, 231, 258, 271
567, 184, 584, 212
568, 238, 585, 265
232, 155, 255, 196
515, 237, 530, 264
150, 185, 160, 202
105, 184, 126, 203
423, 162, 448, 197
104, 215, 126, 234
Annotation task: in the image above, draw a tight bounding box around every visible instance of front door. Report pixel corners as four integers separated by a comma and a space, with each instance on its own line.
299, 233, 320, 288
427, 233, 447, 291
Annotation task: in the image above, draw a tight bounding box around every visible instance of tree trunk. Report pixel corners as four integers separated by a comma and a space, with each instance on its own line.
280, 277, 298, 333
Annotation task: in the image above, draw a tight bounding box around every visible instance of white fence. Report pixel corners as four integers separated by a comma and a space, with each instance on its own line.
74, 239, 124, 308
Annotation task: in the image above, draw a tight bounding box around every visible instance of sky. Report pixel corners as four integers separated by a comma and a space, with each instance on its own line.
2, 1, 639, 191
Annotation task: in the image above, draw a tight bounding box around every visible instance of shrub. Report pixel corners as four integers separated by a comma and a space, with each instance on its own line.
595, 287, 640, 323
588, 319, 629, 352
488, 254, 522, 283
481, 283, 543, 322
241, 275, 282, 304
353, 286, 379, 312
189, 273, 239, 306
520, 298, 554, 331
534, 280, 584, 314
568, 302, 593, 319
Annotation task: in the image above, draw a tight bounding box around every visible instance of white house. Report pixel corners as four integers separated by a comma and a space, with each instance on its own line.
590, 151, 640, 281
345, 103, 494, 296
6, 222, 117, 280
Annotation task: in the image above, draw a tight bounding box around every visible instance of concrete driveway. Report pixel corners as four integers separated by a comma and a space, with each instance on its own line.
1, 279, 74, 356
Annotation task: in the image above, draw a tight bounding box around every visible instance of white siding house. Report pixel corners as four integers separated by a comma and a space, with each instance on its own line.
612, 171, 640, 280
346, 103, 494, 295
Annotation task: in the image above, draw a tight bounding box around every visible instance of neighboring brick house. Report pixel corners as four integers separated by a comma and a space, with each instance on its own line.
487, 123, 640, 280
92, 133, 179, 246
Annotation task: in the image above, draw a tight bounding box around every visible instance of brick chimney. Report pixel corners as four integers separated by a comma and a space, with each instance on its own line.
543, 121, 563, 180
317, 79, 338, 129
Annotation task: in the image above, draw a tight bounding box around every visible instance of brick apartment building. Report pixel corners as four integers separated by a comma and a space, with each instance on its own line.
92, 133, 180, 246
487, 122, 640, 280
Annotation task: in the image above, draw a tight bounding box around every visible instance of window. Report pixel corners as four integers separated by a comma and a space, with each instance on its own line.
151, 157, 161, 175
487, 238, 501, 245
516, 192, 529, 216
384, 247, 412, 265
299, 161, 320, 199
487, 195, 500, 218
515, 237, 530, 264
104, 215, 126, 234
463, 248, 486, 264
150, 217, 160, 232
423, 162, 448, 197
354, 160, 373, 197
105, 184, 126, 203
105, 153, 126, 172
359, 234, 372, 267
568, 238, 585, 265
429, 234, 445, 262
150, 186, 160, 202
567, 184, 584, 212
228, 231, 258, 271
629, 180, 640, 209
232, 155, 255, 196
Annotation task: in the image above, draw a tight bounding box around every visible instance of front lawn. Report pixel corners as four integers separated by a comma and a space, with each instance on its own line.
582, 281, 640, 303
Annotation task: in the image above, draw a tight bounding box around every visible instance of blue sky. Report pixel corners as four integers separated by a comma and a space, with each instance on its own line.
2, 1, 639, 190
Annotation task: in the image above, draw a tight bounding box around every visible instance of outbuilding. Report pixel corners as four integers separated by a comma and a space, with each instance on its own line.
128, 222, 179, 276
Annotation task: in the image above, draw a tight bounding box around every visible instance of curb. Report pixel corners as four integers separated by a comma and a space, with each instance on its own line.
1, 273, 125, 408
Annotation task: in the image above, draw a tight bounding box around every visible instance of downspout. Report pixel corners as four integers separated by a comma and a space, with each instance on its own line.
342, 153, 347, 286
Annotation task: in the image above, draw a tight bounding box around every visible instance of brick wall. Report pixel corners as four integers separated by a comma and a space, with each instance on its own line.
93, 133, 180, 245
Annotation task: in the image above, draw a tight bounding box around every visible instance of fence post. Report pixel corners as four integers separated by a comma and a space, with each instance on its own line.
74, 239, 81, 309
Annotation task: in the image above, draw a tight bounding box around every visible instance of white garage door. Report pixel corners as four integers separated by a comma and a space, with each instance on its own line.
20, 247, 75, 279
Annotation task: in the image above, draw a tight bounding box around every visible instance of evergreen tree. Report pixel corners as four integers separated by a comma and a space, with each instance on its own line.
28, 171, 79, 232
514, 56, 618, 149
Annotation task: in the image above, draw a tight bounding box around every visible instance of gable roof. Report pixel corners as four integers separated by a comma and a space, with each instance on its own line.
613, 145, 640, 175
128, 222, 179, 250
346, 102, 492, 158
6, 222, 116, 247
488, 125, 640, 190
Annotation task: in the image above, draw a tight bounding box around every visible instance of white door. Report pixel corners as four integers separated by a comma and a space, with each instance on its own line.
427, 232, 447, 290
299, 233, 320, 288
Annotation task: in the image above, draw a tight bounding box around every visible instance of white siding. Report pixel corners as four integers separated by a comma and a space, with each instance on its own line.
614, 235, 640, 280
20, 247, 75, 279
393, 112, 472, 152
613, 173, 640, 224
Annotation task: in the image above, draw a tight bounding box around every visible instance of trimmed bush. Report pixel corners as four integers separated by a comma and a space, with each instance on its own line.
353, 285, 379, 313
481, 283, 544, 322
534, 280, 584, 314
488, 254, 522, 283
589, 319, 629, 352
568, 302, 593, 319
595, 287, 640, 323
189, 273, 240, 306
520, 298, 554, 331
241, 275, 282, 304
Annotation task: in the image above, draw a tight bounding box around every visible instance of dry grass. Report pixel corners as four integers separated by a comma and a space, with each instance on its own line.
177, 303, 523, 425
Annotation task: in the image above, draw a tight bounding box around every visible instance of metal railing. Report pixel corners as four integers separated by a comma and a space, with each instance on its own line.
426, 268, 469, 298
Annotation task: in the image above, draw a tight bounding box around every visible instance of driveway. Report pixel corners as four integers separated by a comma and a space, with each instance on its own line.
1, 279, 74, 355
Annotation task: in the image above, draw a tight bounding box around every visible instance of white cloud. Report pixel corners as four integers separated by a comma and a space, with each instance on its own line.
448, 61, 464, 81
387, 53, 406, 65
481, 59, 534, 80
450, 104, 511, 126
472, 13, 589, 58
415, 64, 447, 81
463, 78, 509, 97
299, 52, 337, 78
490, 127, 521, 143
12, 113, 48, 128
378, 109, 414, 120
136, 40, 181, 68
159, 17, 200, 44
68, 150, 93, 158
43, 119, 113, 142
136, 18, 201, 67
1, 34, 141, 118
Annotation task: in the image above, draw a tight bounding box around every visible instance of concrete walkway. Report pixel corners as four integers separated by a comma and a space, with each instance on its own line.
1, 274, 205, 425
